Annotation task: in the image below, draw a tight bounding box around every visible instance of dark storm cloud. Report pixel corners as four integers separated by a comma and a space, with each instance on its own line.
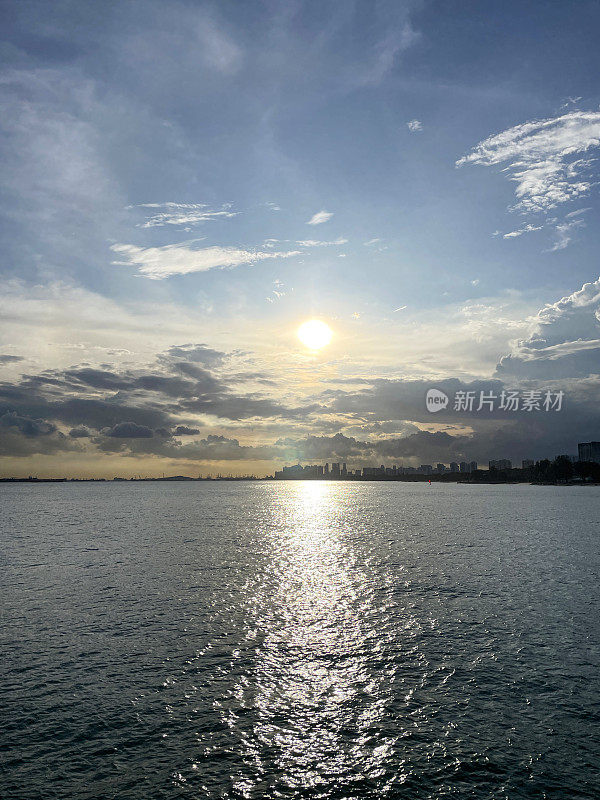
315, 370, 600, 464
179, 394, 319, 421
0, 343, 322, 459
68, 426, 92, 438
0, 355, 24, 364
274, 431, 472, 465
0, 390, 173, 432
0, 411, 56, 437
103, 421, 154, 438
62, 367, 222, 398
95, 432, 279, 462
372, 431, 472, 459
0, 412, 81, 457
275, 432, 370, 460
63, 368, 131, 391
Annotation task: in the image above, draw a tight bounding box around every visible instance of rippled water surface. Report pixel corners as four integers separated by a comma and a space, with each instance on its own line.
1, 481, 599, 799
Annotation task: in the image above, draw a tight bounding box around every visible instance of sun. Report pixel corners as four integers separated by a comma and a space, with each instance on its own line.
297, 319, 333, 350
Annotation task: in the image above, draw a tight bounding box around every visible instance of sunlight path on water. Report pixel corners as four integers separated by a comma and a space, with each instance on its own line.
218, 482, 407, 798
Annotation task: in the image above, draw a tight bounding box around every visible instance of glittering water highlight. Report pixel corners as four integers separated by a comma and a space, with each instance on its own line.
1, 481, 599, 799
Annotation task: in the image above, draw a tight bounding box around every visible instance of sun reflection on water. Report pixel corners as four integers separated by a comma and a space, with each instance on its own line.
223, 482, 398, 798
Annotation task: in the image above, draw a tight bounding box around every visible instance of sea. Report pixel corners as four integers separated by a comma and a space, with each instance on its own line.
1, 481, 599, 799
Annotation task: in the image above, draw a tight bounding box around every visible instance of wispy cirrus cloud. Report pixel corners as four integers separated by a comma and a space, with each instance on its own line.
407, 119, 422, 132
548, 210, 588, 252
296, 237, 347, 247
457, 111, 600, 213
130, 202, 238, 228
503, 223, 544, 239
363, 237, 388, 251
307, 210, 333, 225
111, 241, 300, 279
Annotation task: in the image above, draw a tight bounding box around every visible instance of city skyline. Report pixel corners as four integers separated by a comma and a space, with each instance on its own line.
2, 2, 600, 477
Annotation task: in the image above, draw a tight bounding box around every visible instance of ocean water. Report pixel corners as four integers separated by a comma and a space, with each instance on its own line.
1, 481, 599, 799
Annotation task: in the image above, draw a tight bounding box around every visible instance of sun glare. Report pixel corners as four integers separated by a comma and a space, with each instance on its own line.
297, 319, 333, 350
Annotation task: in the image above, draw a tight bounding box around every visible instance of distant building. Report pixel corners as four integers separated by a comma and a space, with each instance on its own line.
489, 459, 512, 470
436, 463, 446, 473
555, 454, 578, 463
362, 466, 384, 477
419, 464, 433, 475
469, 461, 477, 472
275, 464, 303, 479
331, 462, 340, 477
449, 462, 459, 473
522, 459, 534, 469
459, 461, 469, 473
577, 442, 600, 463
275, 464, 323, 479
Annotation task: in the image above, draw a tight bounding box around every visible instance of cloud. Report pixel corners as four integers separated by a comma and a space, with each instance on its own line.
296, 238, 347, 247
407, 119, 422, 132
111, 241, 301, 279
457, 111, 600, 213
174, 425, 201, 436
393, 305, 407, 312
0, 343, 319, 459
363, 237, 388, 251
0, 411, 56, 437
357, 23, 420, 86
307, 210, 333, 226
560, 97, 582, 110
548, 215, 586, 251
0, 355, 24, 364
103, 421, 154, 438
69, 426, 92, 438
503, 224, 544, 239
195, 17, 243, 75
496, 277, 600, 379
131, 202, 238, 228
164, 343, 225, 367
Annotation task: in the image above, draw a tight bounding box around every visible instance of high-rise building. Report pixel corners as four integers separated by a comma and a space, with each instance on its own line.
459, 461, 469, 473
469, 461, 477, 472
449, 462, 459, 473
489, 459, 512, 470
577, 442, 600, 462
522, 459, 534, 469
331, 462, 340, 477
363, 466, 384, 477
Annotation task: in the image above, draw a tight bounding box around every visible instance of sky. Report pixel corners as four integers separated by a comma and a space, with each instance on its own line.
1, 0, 600, 477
